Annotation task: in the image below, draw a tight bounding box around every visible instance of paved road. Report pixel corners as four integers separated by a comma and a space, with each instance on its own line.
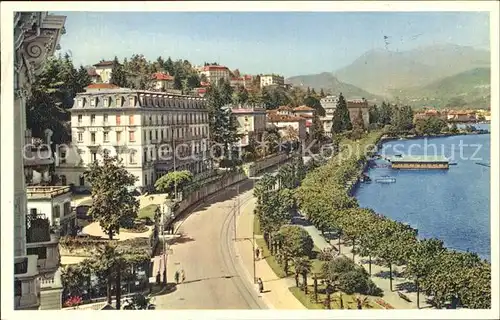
155, 178, 267, 310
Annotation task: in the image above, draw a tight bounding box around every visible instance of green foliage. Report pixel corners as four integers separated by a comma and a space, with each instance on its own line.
331, 93, 352, 134
109, 56, 129, 87
84, 154, 139, 239
154, 170, 193, 196
278, 225, 314, 259
26, 54, 91, 143
310, 115, 325, 143
414, 117, 448, 135
450, 122, 459, 133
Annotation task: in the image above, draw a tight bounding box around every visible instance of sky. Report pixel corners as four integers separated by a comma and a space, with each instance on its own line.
56, 11, 490, 77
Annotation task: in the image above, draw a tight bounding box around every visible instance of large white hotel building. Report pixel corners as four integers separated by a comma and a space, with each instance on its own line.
56, 83, 211, 191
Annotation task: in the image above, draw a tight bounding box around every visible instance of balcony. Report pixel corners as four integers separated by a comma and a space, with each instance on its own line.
14, 256, 40, 310
26, 234, 60, 275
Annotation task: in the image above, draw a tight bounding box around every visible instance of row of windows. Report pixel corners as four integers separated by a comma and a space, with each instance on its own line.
77, 112, 209, 126
76, 95, 206, 109
77, 126, 208, 144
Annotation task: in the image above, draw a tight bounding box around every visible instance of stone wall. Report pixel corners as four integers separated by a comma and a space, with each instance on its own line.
243, 152, 289, 177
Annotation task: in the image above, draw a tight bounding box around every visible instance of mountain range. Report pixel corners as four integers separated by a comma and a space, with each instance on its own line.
286, 44, 491, 108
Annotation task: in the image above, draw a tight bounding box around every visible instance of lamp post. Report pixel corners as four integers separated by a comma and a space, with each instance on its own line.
160, 200, 176, 286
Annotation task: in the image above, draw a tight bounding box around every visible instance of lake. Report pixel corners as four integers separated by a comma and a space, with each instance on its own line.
354, 125, 491, 261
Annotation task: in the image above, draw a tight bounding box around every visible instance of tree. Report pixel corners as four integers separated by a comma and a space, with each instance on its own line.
278, 225, 314, 274
350, 108, 365, 140
110, 56, 129, 88
293, 256, 312, 293
205, 83, 240, 159
450, 122, 459, 133
378, 102, 393, 125
405, 238, 445, 308
320, 88, 326, 98
154, 170, 193, 198
331, 93, 352, 134
84, 154, 139, 239
304, 95, 326, 116
368, 104, 379, 125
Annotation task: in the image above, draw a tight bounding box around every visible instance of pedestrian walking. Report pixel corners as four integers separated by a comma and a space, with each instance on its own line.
257, 277, 264, 293
156, 271, 161, 285
180, 269, 186, 283
255, 247, 260, 260
174, 270, 180, 284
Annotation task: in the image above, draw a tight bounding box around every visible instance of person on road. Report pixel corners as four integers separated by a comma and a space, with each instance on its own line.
255, 247, 260, 260
257, 278, 264, 293
180, 269, 186, 283
174, 270, 180, 284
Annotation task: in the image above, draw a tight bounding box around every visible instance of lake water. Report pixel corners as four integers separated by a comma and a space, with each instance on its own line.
354, 124, 491, 261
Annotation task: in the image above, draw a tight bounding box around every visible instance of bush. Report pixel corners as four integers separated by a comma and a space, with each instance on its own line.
338, 270, 368, 294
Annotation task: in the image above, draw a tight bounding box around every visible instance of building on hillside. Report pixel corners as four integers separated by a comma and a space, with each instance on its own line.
320, 95, 338, 135
14, 11, 66, 310
267, 110, 307, 142
199, 65, 231, 86
347, 99, 370, 128
243, 75, 254, 88
152, 72, 175, 91
230, 77, 245, 88
55, 83, 211, 192
293, 106, 316, 133
231, 104, 267, 147
260, 74, 285, 88
87, 68, 101, 83
447, 110, 476, 122
92, 61, 114, 83
413, 109, 447, 121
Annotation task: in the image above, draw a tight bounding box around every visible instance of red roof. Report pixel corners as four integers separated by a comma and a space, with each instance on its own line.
277, 105, 293, 111
294, 105, 315, 111
85, 83, 120, 89
203, 65, 229, 71
231, 77, 244, 81
93, 61, 114, 67
197, 88, 207, 93
152, 72, 174, 81
268, 114, 305, 122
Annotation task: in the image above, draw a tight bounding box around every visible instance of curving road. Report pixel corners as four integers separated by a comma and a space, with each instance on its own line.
155, 178, 267, 309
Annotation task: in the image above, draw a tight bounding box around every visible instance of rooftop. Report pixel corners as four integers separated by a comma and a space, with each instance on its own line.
294, 105, 315, 112
26, 186, 71, 200
85, 83, 121, 90
152, 72, 174, 81
267, 114, 306, 122
93, 61, 114, 67
203, 65, 229, 71
389, 155, 449, 163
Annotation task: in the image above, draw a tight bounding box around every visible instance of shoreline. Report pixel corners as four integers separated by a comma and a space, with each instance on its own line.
351, 132, 490, 262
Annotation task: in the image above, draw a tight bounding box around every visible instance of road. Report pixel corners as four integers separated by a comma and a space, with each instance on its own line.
155, 178, 267, 309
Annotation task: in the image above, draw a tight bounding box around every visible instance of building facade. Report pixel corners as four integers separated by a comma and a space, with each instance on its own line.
320, 95, 338, 135
199, 65, 231, 86
267, 109, 307, 142
152, 72, 175, 91
347, 99, 370, 129
14, 12, 66, 310
56, 84, 210, 191
293, 106, 315, 133
92, 61, 114, 83
260, 74, 285, 88
231, 104, 267, 147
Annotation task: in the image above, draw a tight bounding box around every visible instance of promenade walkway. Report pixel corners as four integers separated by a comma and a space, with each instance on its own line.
296, 213, 430, 310
235, 196, 306, 310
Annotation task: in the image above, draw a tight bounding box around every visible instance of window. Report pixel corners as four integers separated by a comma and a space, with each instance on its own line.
90, 98, 96, 107
116, 97, 122, 107
63, 202, 71, 216
116, 115, 121, 125
91, 152, 97, 162
61, 175, 67, 185
103, 97, 109, 108
30, 208, 37, 216
103, 131, 109, 142
161, 130, 164, 141
130, 151, 136, 163
116, 131, 121, 142
129, 131, 135, 142
90, 133, 96, 144
103, 114, 108, 124
149, 116, 152, 125
129, 115, 134, 125
161, 115, 164, 124
53, 205, 61, 219
77, 132, 83, 142
77, 115, 82, 124
90, 114, 96, 124
27, 247, 47, 259
145, 175, 148, 186
155, 130, 159, 141
60, 150, 67, 164
77, 99, 83, 108
129, 97, 135, 106
149, 131, 153, 141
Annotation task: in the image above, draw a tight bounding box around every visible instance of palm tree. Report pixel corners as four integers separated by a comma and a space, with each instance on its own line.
294, 256, 312, 294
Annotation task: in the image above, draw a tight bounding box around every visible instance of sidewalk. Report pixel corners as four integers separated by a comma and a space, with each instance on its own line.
235, 194, 306, 310
300, 218, 430, 309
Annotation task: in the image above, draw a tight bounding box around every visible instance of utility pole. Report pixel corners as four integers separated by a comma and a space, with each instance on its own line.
252, 229, 256, 284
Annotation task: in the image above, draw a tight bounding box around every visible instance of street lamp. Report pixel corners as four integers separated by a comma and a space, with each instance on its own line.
160, 199, 176, 286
